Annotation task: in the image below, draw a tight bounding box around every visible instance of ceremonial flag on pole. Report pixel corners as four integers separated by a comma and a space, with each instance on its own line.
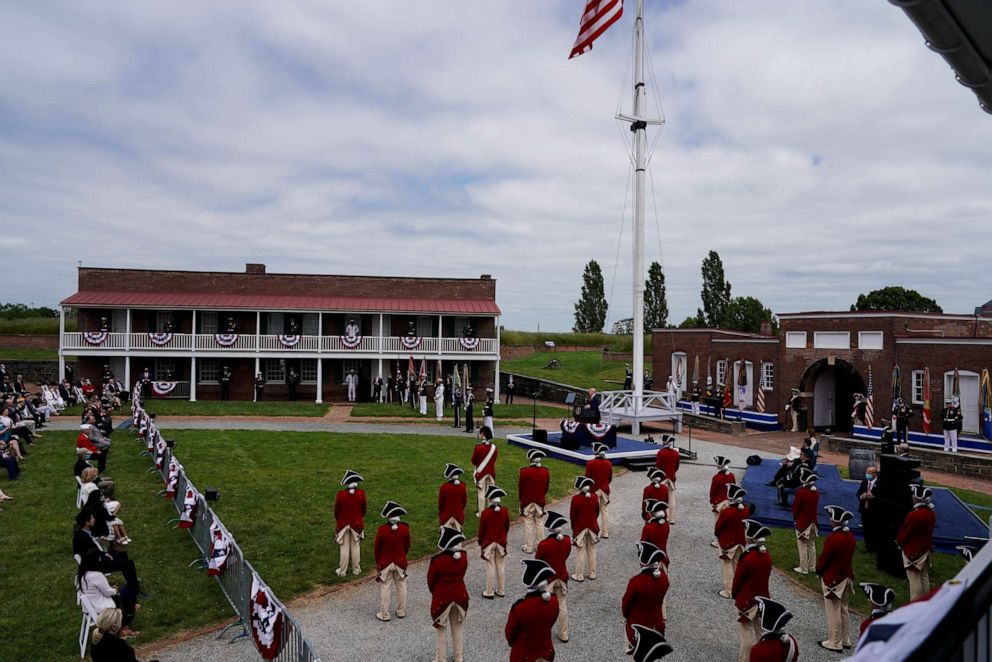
864, 365, 875, 429
891, 364, 901, 427
722, 359, 733, 409
569, 0, 624, 59
756, 364, 766, 413
408, 355, 415, 377
922, 366, 932, 434
692, 355, 700, 385
419, 357, 428, 381
706, 356, 712, 388
952, 367, 961, 400
737, 361, 748, 411
981, 368, 992, 440
452, 363, 462, 390
436, 359, 443, 383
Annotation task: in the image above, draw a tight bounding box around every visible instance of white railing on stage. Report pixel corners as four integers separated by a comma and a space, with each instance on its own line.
598, 390, 682, 434
62, 333, 498, 355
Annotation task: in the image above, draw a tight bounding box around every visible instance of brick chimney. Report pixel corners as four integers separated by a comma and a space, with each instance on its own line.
759, 320, 772, 336
245, 263, 266, 274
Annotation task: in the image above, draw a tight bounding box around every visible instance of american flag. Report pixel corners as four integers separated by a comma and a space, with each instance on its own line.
756, 368, 766, 413
864, 365, 875, 429
569, 0, 624, 59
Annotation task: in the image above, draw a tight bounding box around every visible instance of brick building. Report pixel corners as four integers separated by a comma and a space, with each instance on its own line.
59, 264, 501, 402
653, 307, 992, 451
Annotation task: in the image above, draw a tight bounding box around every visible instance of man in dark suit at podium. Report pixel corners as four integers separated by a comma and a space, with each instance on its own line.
582, 388, 601, 424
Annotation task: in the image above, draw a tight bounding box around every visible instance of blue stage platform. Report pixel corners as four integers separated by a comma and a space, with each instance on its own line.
741, 462, 988, 553
506, 431, 660, 466
676, 401, 781, 431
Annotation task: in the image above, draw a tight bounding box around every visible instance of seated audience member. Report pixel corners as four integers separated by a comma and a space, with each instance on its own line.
83, 490, 115, 538
90, 608, 156, 660
106, 500, 132, 545
768, 448, 803, 506
800, 438, 818, 471
3, 406, 37, 447
59, 379, 76, 406
0, 441, 20, 480
77, 549, 139, 635
72, 510, 140, 590
75, 449, 115, 499
82, 379, 96, 398
78, 423, 109, 473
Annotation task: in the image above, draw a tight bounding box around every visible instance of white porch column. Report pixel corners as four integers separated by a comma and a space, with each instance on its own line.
190, 356, 197, 402
378, 313, 384, 354
124, 356, 130, 392
315, 358, 323, 404
494, 315, 501, 400
58, 306, 66, 382
125, 309, 131, 351
317, 313, 323, 353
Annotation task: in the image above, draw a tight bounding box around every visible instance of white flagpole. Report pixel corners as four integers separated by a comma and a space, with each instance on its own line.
632, 0, 647, 419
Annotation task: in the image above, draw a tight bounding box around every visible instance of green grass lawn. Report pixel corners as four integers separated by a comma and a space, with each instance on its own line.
501, 330, 649, 353
764, 529, 966, 614
7, 429, 581, 660
349, 402, 568, 420
0, 347, 59, 360
502, 350, 630, 392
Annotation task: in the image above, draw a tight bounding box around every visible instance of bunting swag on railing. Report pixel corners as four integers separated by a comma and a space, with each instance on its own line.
250, 575, 285, 660
459, 337, 480, 351
179, 486, 198, 529
208, 517, 231, 577
401, 336, 422, 350
152, 381, 177, 397
154, 432, 167, 469
214, 333, 238, 347
561, 419, 582, 435
165, 458, 180, 499
278, 334, 301, 348
148, 332, 173, 346
340, 334, 362, 349
83, 331, 109, 346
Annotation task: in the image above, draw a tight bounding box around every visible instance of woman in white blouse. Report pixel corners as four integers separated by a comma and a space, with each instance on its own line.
76, 549, 139, 637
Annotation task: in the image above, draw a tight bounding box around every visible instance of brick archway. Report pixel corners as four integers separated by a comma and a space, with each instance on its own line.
798, 358, 866, 432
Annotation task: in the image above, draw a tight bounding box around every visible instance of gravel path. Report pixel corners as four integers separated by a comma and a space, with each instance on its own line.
146, 436, 855, 662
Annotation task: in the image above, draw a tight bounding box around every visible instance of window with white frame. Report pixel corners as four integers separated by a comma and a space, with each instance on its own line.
198, 359, 219, 383
813, 331, 851, 349
716, 360, 727, 385
911, 370, 925, 405
858, 331, 884, 350
264, 359, 286, 383
299, 359, 318, 384
154, 359, 176, 380
761, 362, 774, 390
785, 331, 807, 349
199, 312, 218, 334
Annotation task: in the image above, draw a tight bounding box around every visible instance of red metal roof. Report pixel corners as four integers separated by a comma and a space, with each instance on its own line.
60, 291, 501, 315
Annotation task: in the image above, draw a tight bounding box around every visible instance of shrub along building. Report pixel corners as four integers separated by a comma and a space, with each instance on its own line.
59, 264, 501, 402
653, 305, 992, 453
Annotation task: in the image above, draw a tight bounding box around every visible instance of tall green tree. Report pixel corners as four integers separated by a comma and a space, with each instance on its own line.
678, 310, 706, 328
643, 261, 669, 332
611, 318, 634, 335
573, 260, 608, 333
700, 251, 732, 327
852, 286, 942, 313
722, 296, 776, 334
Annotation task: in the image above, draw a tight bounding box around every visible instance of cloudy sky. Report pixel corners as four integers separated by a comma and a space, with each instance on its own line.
2, 1, 989, 330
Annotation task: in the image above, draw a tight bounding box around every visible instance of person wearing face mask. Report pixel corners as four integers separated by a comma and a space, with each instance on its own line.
479, 485, 510, 599
518, 449, 550, 554
374, 501, 411, 622
535, 511, 571, 643
334, 470, 367, 577
505, 559, 560, 662
428, 526, 469, 662
569, 475, 600, 582
438, 464, 468, 532
855, 466, 879, 553
622, 541, 670, 653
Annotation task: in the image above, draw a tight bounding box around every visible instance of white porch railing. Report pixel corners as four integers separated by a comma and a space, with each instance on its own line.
381, 337, 441, 353
322, 335, 380, 352
194, 333, 257, 351
129, 333, 194, 350
62, 332, 128, 350
258, 334, 321, 351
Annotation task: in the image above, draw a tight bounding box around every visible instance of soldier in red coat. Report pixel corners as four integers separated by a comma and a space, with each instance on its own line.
479, 485, 510, 599
816, 506, 856, 652
640, 500, 671, 562
519, 449, 551, 553
733, 519, 773, 662
535, 511, 571, 643
710, 456, 736, 547
471, 427, 498, 517
569, 475, 600, 582
374, 500, 411, 622
654, 436, 680, 523
585, 442, 614, 538
857, 582, 895, 639
622, 541, 670, 651
897, 485, 936, 600
716, 484, 748, 599
642, 468, 669, 522
628, 625, 674, 662
334, 470, 367, 577
439, 463, 468, 532
790, 468, 819, 575
428, 526, 470, 662
749, 597, 799, 662
505, 559, 560, 662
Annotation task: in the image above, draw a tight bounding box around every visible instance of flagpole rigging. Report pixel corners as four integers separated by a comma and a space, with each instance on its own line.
631, 0, 647, 416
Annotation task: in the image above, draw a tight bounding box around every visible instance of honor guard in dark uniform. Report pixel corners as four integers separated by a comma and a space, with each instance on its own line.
254, 373, 265, 401
941, 398, 963, 452
386, 374, 395, 404
428, 526, 469, 662
99, 316, 110, 332
750, 598, 799, 662
894, 398, 913, 445
452, 386, 463, 428
287, 369, 300, 401
140, 367, 152, 400
624, 364, 633, 390
505, 559, 559, 662
733, 520, 773, 662
225, 316, 237, 333
464, 391, 475, 433
220, 366, 231, 401
691, 383, 702, 415
816, 506, 856, 652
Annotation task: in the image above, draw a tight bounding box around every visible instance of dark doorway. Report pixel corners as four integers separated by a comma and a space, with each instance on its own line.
799, 359, 866, 432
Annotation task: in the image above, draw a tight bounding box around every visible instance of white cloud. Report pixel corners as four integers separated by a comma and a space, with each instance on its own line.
1, 0, 989, 328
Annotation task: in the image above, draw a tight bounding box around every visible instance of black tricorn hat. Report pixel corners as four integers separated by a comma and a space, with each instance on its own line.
636, 540, 667, 566
629, 625, 674, 662
859, 582, 895, 607
592, 442, 609, 456
444, 463, 463, 480
520, 558, 556, 587
380, 500, 407, 519
544, 510, 568, 531
486, 485, 507, 501
647, 467, 667, 481
713, 455, 731, 467
824, 505, 854, 523
574, 475, 595, 491
527, 449, 547, 462
743, 518, 771, 541
340, 469, 364, 486
756, 597, 793, 634
644, 499, 669, 516
438, 526, 466, 551
727, 484, 747, 503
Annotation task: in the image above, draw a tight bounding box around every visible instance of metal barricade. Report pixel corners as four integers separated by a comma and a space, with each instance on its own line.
133, 404, 322, 662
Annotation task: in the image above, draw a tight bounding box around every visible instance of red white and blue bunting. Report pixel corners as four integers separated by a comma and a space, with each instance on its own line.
152, 381, 178, 396
250, 574, 284, 660
165, 458, 180, 499
208, 517, 231, 577
401, 336, 422, 350
214, 333, 239, 347
459, 337, 480, 351
586, 423, 614, 439
148, 332, 173, 346
179, 486, 198, 529
83, 331, 109, 346
340, 334, 362, 349
560, 419, 582, 435
278, 334, 301, 348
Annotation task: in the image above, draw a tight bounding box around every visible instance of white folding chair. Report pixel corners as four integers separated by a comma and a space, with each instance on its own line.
75, 476, 85, 509
76, 585, 100, 658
